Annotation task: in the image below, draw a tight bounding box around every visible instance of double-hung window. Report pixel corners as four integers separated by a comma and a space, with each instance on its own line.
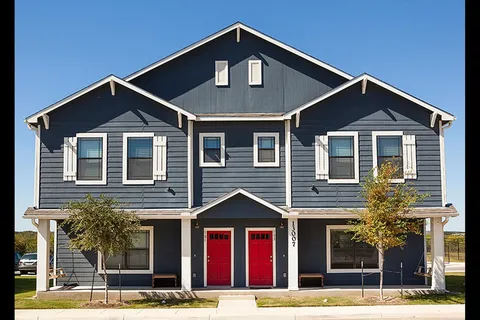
63, 133, 107, 185
99, 226, 154, 274
315, 132, 359, 183
122, 133, 167, 184
199, 133, 225, 167
372, 131, 417, 182
253, 132, 279, 167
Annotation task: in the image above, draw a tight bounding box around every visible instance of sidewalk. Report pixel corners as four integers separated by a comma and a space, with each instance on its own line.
15, 304, 465, 319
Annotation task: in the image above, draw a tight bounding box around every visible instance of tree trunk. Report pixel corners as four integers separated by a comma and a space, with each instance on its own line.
102, 254, 108, 304
379, 246, 384, 301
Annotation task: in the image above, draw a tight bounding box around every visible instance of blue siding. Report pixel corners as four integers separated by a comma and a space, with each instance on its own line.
131, 29, 346, 114
298, 219, 425, 285
194, 121, 285, 207
291, 82, 442, 207
39, 84, 188, 209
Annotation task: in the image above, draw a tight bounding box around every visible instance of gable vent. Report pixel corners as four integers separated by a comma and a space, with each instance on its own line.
215, 61, 229, 86
249, 60, 262, 85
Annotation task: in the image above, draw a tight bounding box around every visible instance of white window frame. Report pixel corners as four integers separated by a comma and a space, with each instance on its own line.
199, 132, 225, 167
372, 131, 404, 183
75, 132, 107, 185
253, 132, 279, 167
98, 226, 154, 274
326, 131, 359, 184
326, 225, 380, 274
215, 60, 229, 86
248, 60, 262, 85
123, 132, 155, 185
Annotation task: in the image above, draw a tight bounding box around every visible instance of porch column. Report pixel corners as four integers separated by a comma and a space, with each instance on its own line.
36, 219, 50, 293
181, 219, 192, 291
430, 217, 445, 291
288, 218, 299, 290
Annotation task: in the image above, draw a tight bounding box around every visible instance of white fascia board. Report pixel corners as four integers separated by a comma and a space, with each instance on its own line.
25, 75, 196, 125
196, 116, 284, 121
124, 22, 353, 82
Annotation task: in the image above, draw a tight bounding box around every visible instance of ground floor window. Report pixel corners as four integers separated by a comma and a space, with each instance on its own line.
98, 226, 154, 274
326, 225, 379, 273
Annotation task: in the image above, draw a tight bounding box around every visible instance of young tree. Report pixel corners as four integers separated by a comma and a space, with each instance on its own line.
61, 194, 141, 304
347, 161, 428, 300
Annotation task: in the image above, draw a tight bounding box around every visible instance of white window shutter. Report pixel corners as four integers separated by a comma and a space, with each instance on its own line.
215, 61, 228, 86
63, 137, 77, 181
402, 134, 417, 179
315, 135, 329, 180
153, 136, 167, 181
249, 60, 262, 85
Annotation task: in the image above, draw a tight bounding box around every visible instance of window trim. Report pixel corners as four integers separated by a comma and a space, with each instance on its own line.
326, 225, 380, 274
199, 132, 225, 167
248, 60, 262, 85
98, 226, 154, 274
75, 133, 107, 185
253, 132, 280, 167
215, 60, 229, 86
326, 131, 359, 184
372, 131, 405, 183
123, 132, 155, 185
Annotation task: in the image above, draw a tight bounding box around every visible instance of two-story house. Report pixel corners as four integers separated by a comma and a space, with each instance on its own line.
23, 22, 458, 296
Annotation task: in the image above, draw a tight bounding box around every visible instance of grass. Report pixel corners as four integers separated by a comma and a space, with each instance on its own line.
14, 276, 217, 309
257, 273, 465, 307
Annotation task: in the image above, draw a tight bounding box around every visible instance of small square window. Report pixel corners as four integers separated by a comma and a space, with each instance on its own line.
199, 133, 225, 167
253, 133, 279, 167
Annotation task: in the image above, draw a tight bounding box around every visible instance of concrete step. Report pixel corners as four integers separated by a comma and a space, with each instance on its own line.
217, 294, 258, 314
218, 294, 256, 301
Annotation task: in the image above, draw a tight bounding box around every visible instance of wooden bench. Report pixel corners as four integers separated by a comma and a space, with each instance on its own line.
299, 273, 324, 287
49, 268, 67, 279
152, 273, 177, 288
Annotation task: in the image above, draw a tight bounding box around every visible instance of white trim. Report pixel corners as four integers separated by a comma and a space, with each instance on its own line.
285, 120, 292, 207
53, 220, 57, 287
177, 112, 183, 128
42, 114, 49, 130
203, 227, 235, 287
75, 133, 108, 185
24, 75, 196, 125
439, 121, 447, 206
98, 226, 154, 274
253, 132, 280, 167
423, 220, 428, 285
326, 131, 359, 184
36, 219, 50, 292
188, 121, 193, 208
361, 78, 367, 94
236, 26, 240, 42
191, 188, 287, 217
287, 218, 298, 290
215, 61, 229, 86
245, 227, 276, 287
181, 219, 191, 290
196, 116, 284, 121
122, 132, 155, 185
199, 132, 225, 167
248, 60, 262, 85
33, 125, 41, 208
109, 79, 115, 96
430, 112, 438, 128
284, 74, 455, 121
326, 225, 380, 274
124, 22, 353, 82
371, 131, 405, 183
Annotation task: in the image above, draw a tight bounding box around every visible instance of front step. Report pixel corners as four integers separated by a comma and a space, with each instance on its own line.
217, 294, 257, 314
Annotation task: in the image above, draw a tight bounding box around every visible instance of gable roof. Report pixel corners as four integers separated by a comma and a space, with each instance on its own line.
124, 22, 353, 82
190, 188, 288, 217
24, 75, 196, 125
284, 73, 456, 121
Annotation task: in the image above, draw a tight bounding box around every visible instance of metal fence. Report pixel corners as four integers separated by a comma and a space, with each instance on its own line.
426, 239, 465, 263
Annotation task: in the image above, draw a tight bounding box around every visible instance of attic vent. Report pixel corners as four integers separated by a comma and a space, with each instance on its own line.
249, 60, 262, 85
215, 61, 228, 86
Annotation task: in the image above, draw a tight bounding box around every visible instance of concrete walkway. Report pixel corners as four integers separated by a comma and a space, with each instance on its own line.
15, 304, 465, 319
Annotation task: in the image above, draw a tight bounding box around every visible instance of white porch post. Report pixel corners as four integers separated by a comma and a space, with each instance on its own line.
36, 219, 50, 293
181, 219, 192, 291
288, 218, 299, 290
430, 217, 445, 291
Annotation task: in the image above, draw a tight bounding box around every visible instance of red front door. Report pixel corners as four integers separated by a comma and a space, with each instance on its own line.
248, 230, 273, 286
206, 230, 231, 286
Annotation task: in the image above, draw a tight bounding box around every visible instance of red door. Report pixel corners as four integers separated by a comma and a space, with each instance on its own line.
248, 230, 273, 286
206, 231, 231, 286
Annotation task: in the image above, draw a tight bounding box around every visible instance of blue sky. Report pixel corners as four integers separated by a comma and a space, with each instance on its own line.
15, 1, 464, 232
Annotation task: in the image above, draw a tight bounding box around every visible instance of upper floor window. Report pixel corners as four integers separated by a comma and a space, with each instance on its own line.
63, 133, 107, 185
215, 61, 229, 86
315, 131, 359, 183
248, 60, 262, 85
122, 133, 167, 185
253, 132, 279, 167
199, 133, 225, 167
372, 131, 417, 182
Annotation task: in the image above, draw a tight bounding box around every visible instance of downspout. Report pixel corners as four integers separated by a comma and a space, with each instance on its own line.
31, 218, 39, 229
442, 120, 453, 130
442, 217, 450, 226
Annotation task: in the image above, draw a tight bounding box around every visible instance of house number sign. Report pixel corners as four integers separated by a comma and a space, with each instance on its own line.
291, 220, 296, 247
